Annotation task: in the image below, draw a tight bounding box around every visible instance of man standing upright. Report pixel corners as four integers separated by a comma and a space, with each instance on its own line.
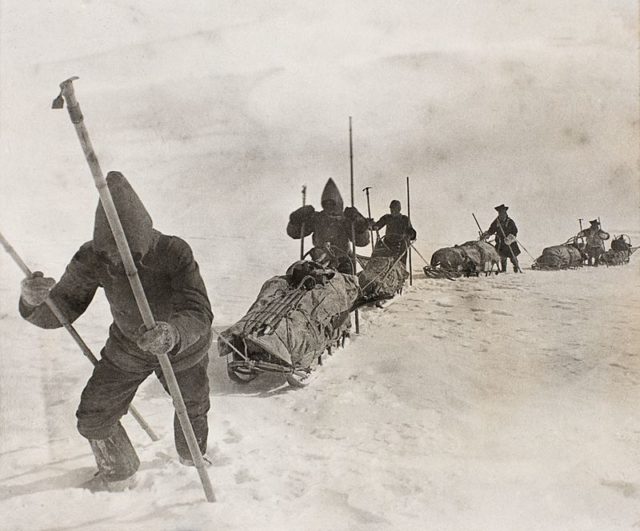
18, 171, 213, 491
482, 204, 521, 272
371, 200, 416, 264
578, 219, 609, 266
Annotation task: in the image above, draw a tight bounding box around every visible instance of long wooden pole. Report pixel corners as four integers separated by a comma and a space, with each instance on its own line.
406, 177, 413, 286
0, 230, 159, 442
55, 77, 215, 503
349, 117, 359, 334
300, 185, 307, 260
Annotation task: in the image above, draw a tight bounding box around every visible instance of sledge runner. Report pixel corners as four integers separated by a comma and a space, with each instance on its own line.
370, 200, 416, 264
18, 172, 213, 491
577, 219, 609, 266
286, 178, 369, 274
481, 204, 521, 273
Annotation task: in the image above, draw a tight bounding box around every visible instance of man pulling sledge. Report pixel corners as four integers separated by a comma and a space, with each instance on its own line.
577, 219, 609, 266
18, 172, 213, 491
481, 204, 521, 272
286, 178, 369, 273
370, 199, 416, 265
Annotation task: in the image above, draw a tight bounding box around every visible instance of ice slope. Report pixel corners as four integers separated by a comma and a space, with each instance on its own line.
1, 253, 639, 530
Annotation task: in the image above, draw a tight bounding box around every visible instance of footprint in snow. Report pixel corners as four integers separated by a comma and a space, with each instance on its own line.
234, 468, 257, 484
600, 479, 640, 498
223, 428, 243, 444
491, 309, 513, 316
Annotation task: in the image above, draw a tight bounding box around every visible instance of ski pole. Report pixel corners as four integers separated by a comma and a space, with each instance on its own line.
349, 117, 359, 334
362, 186, 376, 253
406, 176, 412, 286
53, 77, 215, 503
300, 185, 307, 260
0, 230, 159, 442
472, 213, 484, 240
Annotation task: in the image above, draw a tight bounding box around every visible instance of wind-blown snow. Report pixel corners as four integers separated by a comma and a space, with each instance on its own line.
0, 1, 639, 530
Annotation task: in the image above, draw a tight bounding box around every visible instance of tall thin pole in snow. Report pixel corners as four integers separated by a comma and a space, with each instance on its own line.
406, 176, 413, 286
53, 77, 215, 503
349, 117, 360, 334
300, 185, 307, 260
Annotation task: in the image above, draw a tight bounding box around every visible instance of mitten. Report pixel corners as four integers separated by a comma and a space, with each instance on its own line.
21, 271, 56, 307
136, 322, 180, 356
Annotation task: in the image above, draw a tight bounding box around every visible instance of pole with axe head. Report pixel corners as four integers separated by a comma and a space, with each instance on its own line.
362, 186, 376, 253
300, 185, 307, 260
53, 77, 215, 503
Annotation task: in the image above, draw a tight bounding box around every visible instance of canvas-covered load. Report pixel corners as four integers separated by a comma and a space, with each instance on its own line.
425, 240, 500, 278
532, 244, 584, 270
357, 238, 409, 302
218, 261, 359, 385
600, 249, 628, 266
600, 234, 637, 265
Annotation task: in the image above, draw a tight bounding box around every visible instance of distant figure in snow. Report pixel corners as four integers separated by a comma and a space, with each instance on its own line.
481, 204, 520, 272
370, 199, 417, 264
578, 219, 609, 266
18, 172, 213, 491
287, 178, 369, 273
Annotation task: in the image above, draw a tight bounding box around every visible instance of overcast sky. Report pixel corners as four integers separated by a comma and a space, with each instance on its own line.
0, 1, 637, 258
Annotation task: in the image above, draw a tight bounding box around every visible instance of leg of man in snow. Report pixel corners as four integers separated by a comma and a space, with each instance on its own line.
156, 355, 210, 462
76, 357, 148, 483
500, 257, 508, 273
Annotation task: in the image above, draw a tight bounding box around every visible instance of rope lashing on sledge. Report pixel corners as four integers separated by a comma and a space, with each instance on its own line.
245, 287, 308, 335
410, 243, 430, 266
212, 327, 250, 361
515, 238, 536, 261
242, 272, 334, 337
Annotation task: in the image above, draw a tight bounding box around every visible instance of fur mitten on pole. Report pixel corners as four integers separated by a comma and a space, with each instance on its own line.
21, 272, 56, 307
137, 322, 180, 356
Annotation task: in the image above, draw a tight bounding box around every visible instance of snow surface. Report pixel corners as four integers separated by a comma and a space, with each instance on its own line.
0, 1, 639, 530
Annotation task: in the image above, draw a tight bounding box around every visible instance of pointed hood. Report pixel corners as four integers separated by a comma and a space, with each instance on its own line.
93, 171, 154, 257
320, 178, 344, 212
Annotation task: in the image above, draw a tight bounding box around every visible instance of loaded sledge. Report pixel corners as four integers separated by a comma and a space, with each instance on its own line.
357, 235, 409, 304
424, 240, 501, 279
218, 260, 359, 387
532, 233, 637, 269
600, 234, 638, 266
531, 235, 586, 270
